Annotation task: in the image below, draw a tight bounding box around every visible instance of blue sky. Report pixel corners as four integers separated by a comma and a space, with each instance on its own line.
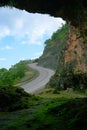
0, 7, 65, 69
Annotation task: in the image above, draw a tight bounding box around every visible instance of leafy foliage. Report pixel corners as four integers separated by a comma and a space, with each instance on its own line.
0, 60, 39, 112
0, 68, 14, 86
38, 24, 68, 69
1, 98, 87, 130
0, 86, 31, 111
0, 60, 31, 86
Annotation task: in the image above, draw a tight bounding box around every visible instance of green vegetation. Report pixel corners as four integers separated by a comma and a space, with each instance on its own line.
38, 24, 68, 69
0, 90, 87, 130
0, 58, 39, 112
27, 98, 87, 130
0, 2, 87, 130
37, 88, 86, 99
0, 85, 39, 112
0, 60, 37, 86
0, 60, 39, 112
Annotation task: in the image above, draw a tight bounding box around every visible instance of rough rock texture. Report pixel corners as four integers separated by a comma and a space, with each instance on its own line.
65, 26, 87, 73
0, 0, 87, 27
49, 25, 87, 90
0, 1, 87, 44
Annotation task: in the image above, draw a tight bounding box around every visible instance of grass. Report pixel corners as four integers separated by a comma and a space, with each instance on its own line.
1, 97, 87, 130
36, 88, 87, 99
0, 97, 68, 130
16, 68, 39, 86
0, 87, 87, 130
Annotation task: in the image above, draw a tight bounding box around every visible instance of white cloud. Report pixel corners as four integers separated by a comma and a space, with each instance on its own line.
0, 58, 7, 61
31, 51, 43, 60
21, 41, 29, 45
15, 19, 24, 30
28, 15, 65, 45
0, 26, 10, 39
0, 7, 65, 45
34, 51, 43, 57
0, 45, 13, 50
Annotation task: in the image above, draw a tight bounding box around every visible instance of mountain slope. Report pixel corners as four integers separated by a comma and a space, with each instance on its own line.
38, 24, 68, 70
39, 24, 87, 90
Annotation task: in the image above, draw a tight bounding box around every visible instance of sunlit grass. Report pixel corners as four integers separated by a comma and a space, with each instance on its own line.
15, 67, 39, 86
36, 88, 87, 99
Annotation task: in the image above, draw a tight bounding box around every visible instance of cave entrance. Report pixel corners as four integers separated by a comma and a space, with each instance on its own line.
0, 7, 65, 69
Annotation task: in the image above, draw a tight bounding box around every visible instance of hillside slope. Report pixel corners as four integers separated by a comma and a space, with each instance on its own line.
38, 25, 68, 70
39, 24, 87, 90
0, 60, 37, 87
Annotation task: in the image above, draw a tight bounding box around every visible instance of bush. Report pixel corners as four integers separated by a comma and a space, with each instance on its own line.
0, 86, 31, 111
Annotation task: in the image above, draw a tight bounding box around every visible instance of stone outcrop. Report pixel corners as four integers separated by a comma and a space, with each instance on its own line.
65, 26, 87, 73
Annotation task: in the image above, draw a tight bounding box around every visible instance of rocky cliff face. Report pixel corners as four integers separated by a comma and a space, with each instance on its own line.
65, 26, 87, 73
39, 24, 87, 74
49, 25, 87, 90
38, 25, 68, 70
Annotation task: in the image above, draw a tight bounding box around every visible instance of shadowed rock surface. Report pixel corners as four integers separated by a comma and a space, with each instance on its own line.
0, 0, 87, 28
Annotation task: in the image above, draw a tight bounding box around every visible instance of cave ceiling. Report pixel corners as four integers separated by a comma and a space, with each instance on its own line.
0, 0, 87, 29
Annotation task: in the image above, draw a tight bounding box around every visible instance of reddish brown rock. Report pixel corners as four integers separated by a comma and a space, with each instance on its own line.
65, 26, 87, 73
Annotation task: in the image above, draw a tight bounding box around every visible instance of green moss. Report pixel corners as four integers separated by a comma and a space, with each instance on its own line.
0, 87, 87, 130
1, 98, 87, 130
0, 85, 39, 112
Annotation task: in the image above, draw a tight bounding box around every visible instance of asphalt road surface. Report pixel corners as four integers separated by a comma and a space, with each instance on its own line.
20, 63, 55, 94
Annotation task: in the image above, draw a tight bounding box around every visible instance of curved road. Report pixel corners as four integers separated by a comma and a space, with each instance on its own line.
20, 63, 55, 94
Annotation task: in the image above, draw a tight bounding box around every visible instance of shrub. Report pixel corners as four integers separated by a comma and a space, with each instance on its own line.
0, 86, 31, 111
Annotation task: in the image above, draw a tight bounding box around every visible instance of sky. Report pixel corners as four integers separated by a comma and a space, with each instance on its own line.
0, 7, 65, 69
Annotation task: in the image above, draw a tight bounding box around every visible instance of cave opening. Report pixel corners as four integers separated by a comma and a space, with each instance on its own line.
0, 6, 65, 69
0, 0, 87, 74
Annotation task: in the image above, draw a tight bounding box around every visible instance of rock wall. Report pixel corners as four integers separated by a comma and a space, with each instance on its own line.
49, 25, 87, 90
65, 25, 87, 73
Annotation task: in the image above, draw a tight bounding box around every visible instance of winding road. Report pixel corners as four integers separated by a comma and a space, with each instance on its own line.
20, 63, 55, 94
